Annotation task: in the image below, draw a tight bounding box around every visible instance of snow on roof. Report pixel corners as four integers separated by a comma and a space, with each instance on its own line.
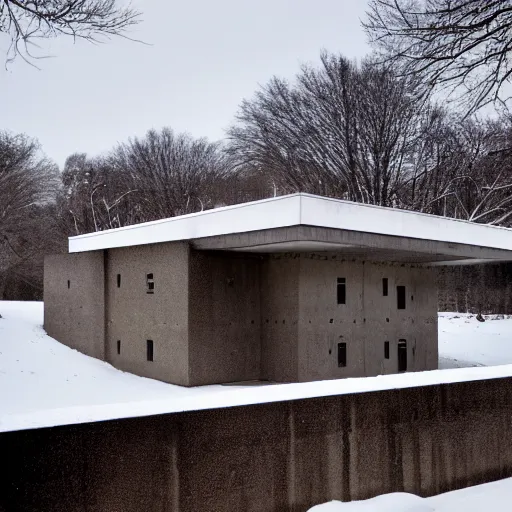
3, 302, 512, 434
69, 193, 512, 253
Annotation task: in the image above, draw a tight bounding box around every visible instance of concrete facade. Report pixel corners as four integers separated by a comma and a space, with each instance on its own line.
45, 193, 512, 386
188, 250, 261, 385
297, 256, 438, 382
105, 242, 190, 386
44, 245, 438, 386
44, 252, 105, 360
3, 376, 512, 511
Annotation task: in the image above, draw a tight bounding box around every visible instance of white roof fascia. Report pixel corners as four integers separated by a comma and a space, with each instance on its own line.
69, 195, 301, 253
299, 194, 512, 251
68, 193, 512, 253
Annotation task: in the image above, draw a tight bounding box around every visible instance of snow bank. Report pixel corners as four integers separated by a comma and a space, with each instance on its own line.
438, 313, 512, 369
3, 302, 512, 433
309, 477, 512, 511
309, 493, 432, 511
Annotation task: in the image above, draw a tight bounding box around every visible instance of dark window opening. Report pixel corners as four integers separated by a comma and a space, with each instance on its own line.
117, 340, 121, 355
338, 342, 347, 367
398, 339, 407, 372
147, 340, 154, 362
384, 341, 390, 359
146, 273, 154, 294
397, 286, 406, 310
382, 278, 388, 296
67, 280, 70, 289
117, 274, 121, 288
337, 277, 346, 305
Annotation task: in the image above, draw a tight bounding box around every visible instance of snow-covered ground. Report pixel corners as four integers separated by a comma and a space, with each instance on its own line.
309, 476, 512, 511
439, 312, 512, 369
2, 301, 512, 433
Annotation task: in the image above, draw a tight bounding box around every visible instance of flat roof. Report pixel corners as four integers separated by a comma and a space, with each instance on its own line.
68, 194, 512, 263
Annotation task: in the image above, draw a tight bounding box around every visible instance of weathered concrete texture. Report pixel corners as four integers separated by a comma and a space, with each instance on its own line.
43, 252, 105, 359
260, 255, 300, 382
260, 255, 438, 383
44, 243, 438, 386
3, 378, 512, 512
188, 250, 261, 386
193, 225, 512, 263
106, 242, 190, 386
297, 256, 438, 382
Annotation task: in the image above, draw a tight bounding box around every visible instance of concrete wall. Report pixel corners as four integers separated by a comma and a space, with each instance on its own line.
297, 255, 438, 382
3, 377, 512, 512
44, 246, 438, 385
106, 242, 190, 386
260, 255, 300, 382
43, 252, 105, 359
188, 250, 261, 386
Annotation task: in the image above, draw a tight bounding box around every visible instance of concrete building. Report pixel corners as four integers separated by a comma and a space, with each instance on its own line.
44, 194, 512, 386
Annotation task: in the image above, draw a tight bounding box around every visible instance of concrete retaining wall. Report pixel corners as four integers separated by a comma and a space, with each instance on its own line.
2, 377, 512, 511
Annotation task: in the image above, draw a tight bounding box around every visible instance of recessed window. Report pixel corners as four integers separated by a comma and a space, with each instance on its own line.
117, 274, 121, 288
398, 339, 407, 372
338, 342, 347, 367
67, 280, 70, 289
117, 340, 121, 355
397, 286, 406, 310
337, 277, 346, 305
382, 278, 388, 296
147, 340, 154, 362
146, 273, 154, 294
384, 341, 390, 359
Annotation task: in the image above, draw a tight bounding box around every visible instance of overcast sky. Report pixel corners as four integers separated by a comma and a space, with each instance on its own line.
2, 0, 369, 168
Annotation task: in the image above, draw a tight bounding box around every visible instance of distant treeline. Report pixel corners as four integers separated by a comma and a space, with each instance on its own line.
3, 52, 512, 305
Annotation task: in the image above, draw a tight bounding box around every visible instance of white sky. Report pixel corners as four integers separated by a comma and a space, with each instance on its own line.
2, 0, 369, 168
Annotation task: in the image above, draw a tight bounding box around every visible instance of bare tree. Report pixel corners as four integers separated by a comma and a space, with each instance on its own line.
364, 0, 512, 115
403, 111, 512, 224
57, 153, 140, 235
0, 131, 59, 298
228, 52, 423, 207
0, 0, 140, 63
111, 128, 229, 222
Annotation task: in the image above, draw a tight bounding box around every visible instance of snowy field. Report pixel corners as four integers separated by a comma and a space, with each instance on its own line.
439, 312, 512, 369
2, 301, 512, 433
309, 477, 512, 511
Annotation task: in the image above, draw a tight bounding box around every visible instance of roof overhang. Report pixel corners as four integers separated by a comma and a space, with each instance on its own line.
68, 194, 512, 265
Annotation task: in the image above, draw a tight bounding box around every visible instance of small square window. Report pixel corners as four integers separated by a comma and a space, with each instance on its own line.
146, 273, 154, 294
338, 342, 347, 367
337, 277, 346, 305
398, 339, 407, 372
382, 278, 388, 296
384, 341, 390, 359
397, 286, 406, 310
147, 340, 154, 362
